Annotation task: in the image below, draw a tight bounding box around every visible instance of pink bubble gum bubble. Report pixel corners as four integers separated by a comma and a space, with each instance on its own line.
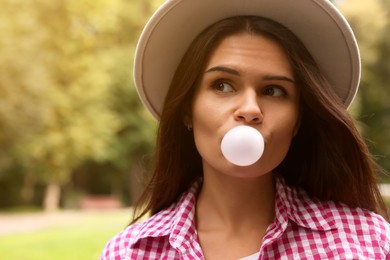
221, 125, 264, 167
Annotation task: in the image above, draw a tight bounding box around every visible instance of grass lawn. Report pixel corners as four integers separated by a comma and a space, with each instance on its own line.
0, 210, 131, 260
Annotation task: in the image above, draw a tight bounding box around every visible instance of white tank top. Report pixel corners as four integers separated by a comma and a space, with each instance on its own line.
238, 252, 260, 260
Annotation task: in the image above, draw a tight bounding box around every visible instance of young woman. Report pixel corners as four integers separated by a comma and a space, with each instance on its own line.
101, 0, 390, 259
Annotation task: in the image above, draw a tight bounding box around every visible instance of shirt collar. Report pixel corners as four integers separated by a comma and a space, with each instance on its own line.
130, 175, 339, 250
130, 179, 202, 253
274, 174, 339, 231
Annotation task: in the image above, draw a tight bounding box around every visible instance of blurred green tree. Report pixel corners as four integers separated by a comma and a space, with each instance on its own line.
338, 0, 390, 180
0, 0, 53, 205
0, 0, 157, 211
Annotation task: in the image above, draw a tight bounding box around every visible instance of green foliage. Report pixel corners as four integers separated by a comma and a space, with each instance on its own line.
103, 47, 157, 169
338, 0, 390, 179
0, 0, 158, 208
0, 0, 52, 176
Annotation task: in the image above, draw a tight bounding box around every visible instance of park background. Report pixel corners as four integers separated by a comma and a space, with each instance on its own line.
0, 0, 389, 259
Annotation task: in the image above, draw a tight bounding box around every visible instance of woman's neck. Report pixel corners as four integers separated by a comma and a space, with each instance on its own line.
196, 170, 275, 233
195, 169, 275, 259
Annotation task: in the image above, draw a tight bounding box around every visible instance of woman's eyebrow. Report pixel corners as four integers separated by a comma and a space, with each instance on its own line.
205, 66, 240, 76
263, 75, 295, 84
205, 66, 295, 84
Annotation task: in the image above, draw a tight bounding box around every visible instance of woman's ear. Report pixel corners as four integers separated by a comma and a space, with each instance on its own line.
184, 115, 193, 131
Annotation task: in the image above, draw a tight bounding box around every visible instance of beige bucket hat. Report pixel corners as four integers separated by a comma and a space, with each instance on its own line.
134, 0, 361, 119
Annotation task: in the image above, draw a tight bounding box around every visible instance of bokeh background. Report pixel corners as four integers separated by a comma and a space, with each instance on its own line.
0, 0, 389, 259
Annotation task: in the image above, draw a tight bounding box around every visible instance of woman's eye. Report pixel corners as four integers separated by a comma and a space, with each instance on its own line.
213, 82, 234, 93
263, 86, 286, 97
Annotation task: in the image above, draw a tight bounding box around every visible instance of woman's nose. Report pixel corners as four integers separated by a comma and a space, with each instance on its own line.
234, 91, 263, 124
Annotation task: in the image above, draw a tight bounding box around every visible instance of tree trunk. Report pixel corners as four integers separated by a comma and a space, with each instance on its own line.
43, 182, 61, 212
20, 172, 36, 205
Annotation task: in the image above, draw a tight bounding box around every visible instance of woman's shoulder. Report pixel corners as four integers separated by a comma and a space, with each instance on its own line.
99, 186, 198, 259
324, 202, 390, 257
282, 181, 390, 257
279, 176, 390, 237
99, 219, 146, 260
99, 206, 179, 259
331, 202, 390, 238
300, 187, 390, 240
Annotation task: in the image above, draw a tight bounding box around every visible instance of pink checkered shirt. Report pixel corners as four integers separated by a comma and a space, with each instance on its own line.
100, 176, 390, 259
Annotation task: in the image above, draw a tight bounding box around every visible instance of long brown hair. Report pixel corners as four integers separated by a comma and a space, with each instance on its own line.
132, 16, 389, 223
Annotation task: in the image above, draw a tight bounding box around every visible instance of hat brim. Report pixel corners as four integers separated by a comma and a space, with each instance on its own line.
134, 0, 361, 119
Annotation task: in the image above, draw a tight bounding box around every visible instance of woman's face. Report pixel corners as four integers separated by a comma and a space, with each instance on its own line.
191, 33, 300, 178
